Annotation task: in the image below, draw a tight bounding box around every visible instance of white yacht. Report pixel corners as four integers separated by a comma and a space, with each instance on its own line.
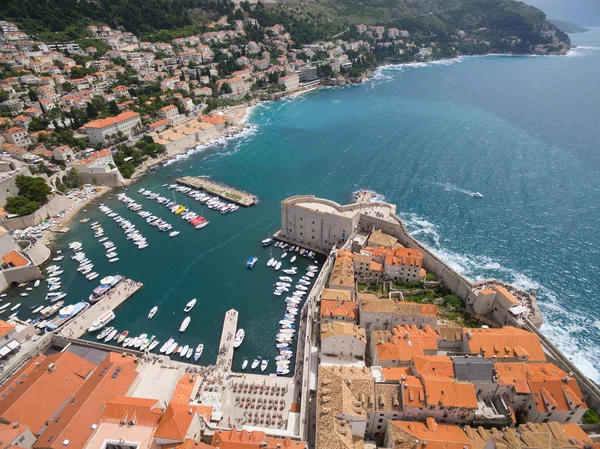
184, 299, 196, 312
148, 306, 158, 319
194, 344, 204, 361
234, 329, 245, 348
179, 316, 191, 332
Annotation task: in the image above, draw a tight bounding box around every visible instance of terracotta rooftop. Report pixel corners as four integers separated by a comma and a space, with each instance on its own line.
35, 353, 140, 449
211, 429, 306, 448
411, 355, 454, 379
82, 111, 139, 129
368, 229, 398, 248
317, 366, 373, 449
101, 396, 163, 427
320, 288, 352, 302
321, 321, 366, 342
389, 418, 472, 449
320, 298, 358, 320
0, 352, 96, 434
376, 325, 440, 362
329, 252, 354, 289
464, 327, 546, 361
423, 378, 478, 409
0, 320, 15, 338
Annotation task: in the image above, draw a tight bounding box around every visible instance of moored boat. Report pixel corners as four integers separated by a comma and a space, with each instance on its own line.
234, 329, 245, 348
179, 316, 191, 332
88, 310, 116, 332
251, 356, 261, 370
148, 306, 158, 319
194, 344, 204, 361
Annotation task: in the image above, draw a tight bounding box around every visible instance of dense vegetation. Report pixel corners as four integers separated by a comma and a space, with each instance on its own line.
4, 175, 52, 216
0, 0, 566, 53
0, 0, 233, 41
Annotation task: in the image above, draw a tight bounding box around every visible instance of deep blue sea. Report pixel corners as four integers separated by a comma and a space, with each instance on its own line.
6, 30, 600, 379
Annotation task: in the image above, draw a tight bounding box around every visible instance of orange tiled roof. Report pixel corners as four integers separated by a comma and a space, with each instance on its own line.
320, 299, 357, 320
211, 429, 306, 448
382, 367, 412, 381
101, 396, 163, 427
2, 250, 29, 268
464, 326, 545, 361
377, 325, 439, 362
155, 402, 197, 442
479, 285, 520, 305
423, 378, 478, 409
149, 118, 171, 129
412, 356, 454, 379
36, 353, 140, 449
83, 111, 139, 129
0, 320, 14, 338
401, 375, 426, 408
171, 373, 197, 405
0, 352, 95, 434
389, 419, 472, 449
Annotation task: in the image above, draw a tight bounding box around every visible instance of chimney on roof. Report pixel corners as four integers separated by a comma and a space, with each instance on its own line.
466, 330, 472, 339
189, 408, 193, 414
47, 363, 56, 372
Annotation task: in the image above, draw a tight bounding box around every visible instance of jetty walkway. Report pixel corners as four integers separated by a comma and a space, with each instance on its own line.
176, 176, 256, 207
215, 309, 238, 371
58, 278, 143, 339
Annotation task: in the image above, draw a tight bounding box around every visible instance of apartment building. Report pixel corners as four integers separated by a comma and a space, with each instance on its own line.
82, 111, 141, 144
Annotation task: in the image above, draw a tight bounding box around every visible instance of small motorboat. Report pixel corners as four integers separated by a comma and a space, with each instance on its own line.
108, 258, 119, 263
148, 306, 158, 319
261, 238, 273, 246
281, 252, 287, 259
20, 293, 28, 297
234, 329, 245, 348
261, 358, 269, 372
186, 347, 193, 359
267, 258, 275, 267
242, 359, 248, 370
275, 261, 282, 271
472, 192, 484, 198
34, 280, 40, 288
279, 276, 293, 283
290, 256, 297, 263
149, 340, 160, 351
194, 344, 204, 361
179, 345, 189, 358
184, 299, 196, 312
251, 356, 261, 370
117, 331, 129, 343
169, 231, 180, 237
180, 316, 191, 332
246, 257, 258, 268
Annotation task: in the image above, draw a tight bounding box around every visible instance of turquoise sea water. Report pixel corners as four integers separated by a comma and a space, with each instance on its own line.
5, 30, 600, 380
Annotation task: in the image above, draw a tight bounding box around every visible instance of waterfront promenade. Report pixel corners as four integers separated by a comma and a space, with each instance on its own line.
58, 278, 143, 339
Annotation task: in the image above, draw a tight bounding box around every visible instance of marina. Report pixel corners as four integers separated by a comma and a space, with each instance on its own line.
58, 278, 143, 339
176, 176, 256, 206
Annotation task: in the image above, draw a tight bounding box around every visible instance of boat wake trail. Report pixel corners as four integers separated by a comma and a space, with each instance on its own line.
433, 182, 477, 196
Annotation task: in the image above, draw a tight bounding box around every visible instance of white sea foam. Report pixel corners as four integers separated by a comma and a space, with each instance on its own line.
162, 122, 258, 167
400, 210, 600, 382
566, 46, 600, 57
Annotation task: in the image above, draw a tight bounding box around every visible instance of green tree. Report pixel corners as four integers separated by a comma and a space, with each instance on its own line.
220, 82, 232, 94
15, 175, 52, 204
5, 196, 39, 215
0, 91, 8, 102
109, 100, 119, 115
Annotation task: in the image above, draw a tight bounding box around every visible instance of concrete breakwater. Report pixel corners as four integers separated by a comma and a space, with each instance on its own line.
176, 176, 256, 206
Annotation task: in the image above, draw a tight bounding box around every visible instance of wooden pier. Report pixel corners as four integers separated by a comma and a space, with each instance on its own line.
175, 176, 256, 207
58, 278, 143, 339
216, 309, 238, 371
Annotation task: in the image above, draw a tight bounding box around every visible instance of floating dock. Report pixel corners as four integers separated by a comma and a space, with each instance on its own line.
175, 176, 256, 207
58, 278, 143, 339
216, 309, 238, 371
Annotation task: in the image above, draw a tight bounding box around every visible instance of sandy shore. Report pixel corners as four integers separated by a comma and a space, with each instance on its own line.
40, 186, 110, 247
